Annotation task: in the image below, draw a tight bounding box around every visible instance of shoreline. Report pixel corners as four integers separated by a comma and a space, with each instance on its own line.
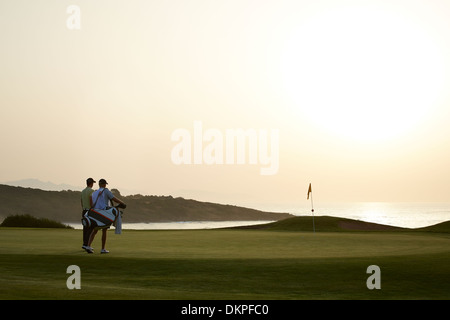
66, 220, 276, 230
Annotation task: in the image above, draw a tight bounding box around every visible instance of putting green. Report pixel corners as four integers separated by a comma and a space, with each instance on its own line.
0, 227, 449, 299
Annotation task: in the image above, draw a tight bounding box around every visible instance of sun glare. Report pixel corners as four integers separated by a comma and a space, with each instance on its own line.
282, 7, 444, 142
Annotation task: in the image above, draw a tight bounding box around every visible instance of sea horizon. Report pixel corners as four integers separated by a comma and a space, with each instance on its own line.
251, 201, 450, 229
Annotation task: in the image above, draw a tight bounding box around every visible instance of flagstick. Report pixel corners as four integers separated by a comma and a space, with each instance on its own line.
310, 191, 315, 233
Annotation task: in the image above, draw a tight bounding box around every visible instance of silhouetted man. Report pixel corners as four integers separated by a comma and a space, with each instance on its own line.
86, 178, 126, 253
81, 177, 95, 251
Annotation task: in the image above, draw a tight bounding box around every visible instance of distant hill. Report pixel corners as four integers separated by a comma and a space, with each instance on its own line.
3, 179, 81, 192
0, 184, 292, 223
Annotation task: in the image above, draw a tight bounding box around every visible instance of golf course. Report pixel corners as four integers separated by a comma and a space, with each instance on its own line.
1, 216, 449, 300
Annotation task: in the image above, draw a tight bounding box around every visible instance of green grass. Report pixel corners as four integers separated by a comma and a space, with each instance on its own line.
0, 220, 449, 299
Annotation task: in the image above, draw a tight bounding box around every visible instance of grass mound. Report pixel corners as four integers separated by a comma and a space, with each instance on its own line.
0, 214, 73, 229
416, 220, 450, 233
238, 215, 405, 232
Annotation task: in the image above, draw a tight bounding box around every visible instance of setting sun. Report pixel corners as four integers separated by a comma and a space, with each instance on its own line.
282, 6, 445, 142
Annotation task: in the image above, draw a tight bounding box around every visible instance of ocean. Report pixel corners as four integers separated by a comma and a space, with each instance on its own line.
258, 202, 450, 229
68, 202, 450, 230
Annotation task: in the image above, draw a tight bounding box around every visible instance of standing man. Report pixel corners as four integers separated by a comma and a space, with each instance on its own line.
88, 178, 126, 254
81, 177, 96, 251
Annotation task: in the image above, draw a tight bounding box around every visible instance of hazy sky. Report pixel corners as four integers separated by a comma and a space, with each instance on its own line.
1, 0, 450, 208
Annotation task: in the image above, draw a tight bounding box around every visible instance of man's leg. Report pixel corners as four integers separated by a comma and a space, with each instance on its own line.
82, 221, 95, 248
82, 210, 89, 247
101, 228, 107, 250
88, 229, 98, 247
83, 227, 89, 247
83, 223, 97, 253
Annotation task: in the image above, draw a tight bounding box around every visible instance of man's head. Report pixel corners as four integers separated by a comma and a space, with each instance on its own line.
86, 178, 96, 187
99, 178, 108, 188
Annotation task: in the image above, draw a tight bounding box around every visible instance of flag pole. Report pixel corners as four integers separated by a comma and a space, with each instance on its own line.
307, 183, 315, 233
311, 190, 315, 233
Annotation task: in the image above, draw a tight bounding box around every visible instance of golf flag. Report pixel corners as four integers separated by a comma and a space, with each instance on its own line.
307, 183, 315, 233
307, 183, 312, 200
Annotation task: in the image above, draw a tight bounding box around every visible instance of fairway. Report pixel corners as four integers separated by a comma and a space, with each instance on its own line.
0, 227, 449, 299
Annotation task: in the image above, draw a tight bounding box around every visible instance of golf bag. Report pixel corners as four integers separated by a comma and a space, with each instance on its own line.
82, 206, 123, 246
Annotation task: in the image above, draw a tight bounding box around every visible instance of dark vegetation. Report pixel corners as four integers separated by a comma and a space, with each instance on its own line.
0, 214, 73, 229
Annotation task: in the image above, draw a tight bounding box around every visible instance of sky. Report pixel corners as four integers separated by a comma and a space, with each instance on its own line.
1, 0, 450, 209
